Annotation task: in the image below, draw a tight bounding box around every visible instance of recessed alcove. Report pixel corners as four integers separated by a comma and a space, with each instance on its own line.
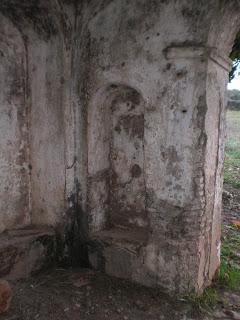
87, 84, 149, 249
0, 10, 66, 279
0, 14, 30, 233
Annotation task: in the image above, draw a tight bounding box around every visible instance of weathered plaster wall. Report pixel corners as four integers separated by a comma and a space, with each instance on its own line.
28, 36, 66, 226
0, 14, 30, 233
74, 0, 210, 293
203, 56, 229, 286
88, 85, 148, 232
74, 0, 240, 293
0, 0, 240, 294
109, 86, 146, 229
0, 1, 73, 231
21, 2, 74, 227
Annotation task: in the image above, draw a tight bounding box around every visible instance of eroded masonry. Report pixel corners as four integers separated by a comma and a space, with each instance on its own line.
0, 0, 239, 294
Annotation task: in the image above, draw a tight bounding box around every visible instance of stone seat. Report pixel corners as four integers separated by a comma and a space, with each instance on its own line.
91, 227, 148, 248
0, 227, 57, 280
88, 227, 148, 281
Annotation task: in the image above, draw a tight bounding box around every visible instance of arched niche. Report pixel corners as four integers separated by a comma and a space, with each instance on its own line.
0, 14, 30, 233
88, 84, 149, 234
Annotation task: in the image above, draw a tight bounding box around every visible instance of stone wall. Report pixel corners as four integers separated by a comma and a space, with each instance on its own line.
0, 0, 239, 294
0, 14, 30, 232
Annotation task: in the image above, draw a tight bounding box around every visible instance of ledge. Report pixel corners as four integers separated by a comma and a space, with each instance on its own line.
165, 45, 232, 72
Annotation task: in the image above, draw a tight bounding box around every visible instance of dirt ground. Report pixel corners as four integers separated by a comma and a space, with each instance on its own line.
0, 186, 240, 320
1, 268, 192, 320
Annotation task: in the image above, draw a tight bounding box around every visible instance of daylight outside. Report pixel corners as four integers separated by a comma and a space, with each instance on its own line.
221, 60, 240, 294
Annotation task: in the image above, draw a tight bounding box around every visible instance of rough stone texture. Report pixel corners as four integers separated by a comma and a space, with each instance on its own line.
0, 14, 30, 233
88, 85, 148, 231
28, 35, 66, 226
0, 228, 56, 279
78, 0, 240, 293
0, 0, 240, 294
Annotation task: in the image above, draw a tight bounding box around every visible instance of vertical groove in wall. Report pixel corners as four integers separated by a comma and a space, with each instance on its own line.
23, 34, 32, 225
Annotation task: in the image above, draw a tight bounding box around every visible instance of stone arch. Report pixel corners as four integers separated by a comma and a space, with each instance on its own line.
207, 2, 240, 57
87, 84, 149, 233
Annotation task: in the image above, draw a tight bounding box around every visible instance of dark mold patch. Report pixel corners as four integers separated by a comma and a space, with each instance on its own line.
108, 85, 142, 109
114, 123, 121, 133
110, 84, 118, 89
166, 63, 172, 70
117, 114, 144, 139
130, 164, 142, 178
64, 180, 89, 267
0, 246, 18, 276
0, 0, 58, 39
108, 204, 148, 231
165, 211, 188, 240
195, 95, 208, 148
176, 69, 188, 79
181, 7, 201, 19
87, 240, 106, 271
162, 146, 182, 163
31, 234, 58, 274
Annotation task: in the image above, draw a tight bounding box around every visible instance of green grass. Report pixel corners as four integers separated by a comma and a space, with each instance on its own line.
218, 225, 240, 290
221, 110, 240, 288
224, 110, 240, 189
224, 155, 240, 189
218, 260, 240, 290
178, 225, 240, 312
179, 288, 218, 313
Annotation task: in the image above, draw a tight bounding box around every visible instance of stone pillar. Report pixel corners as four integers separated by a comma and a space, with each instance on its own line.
143, 46, 232, 292
204, 50, 232, 284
